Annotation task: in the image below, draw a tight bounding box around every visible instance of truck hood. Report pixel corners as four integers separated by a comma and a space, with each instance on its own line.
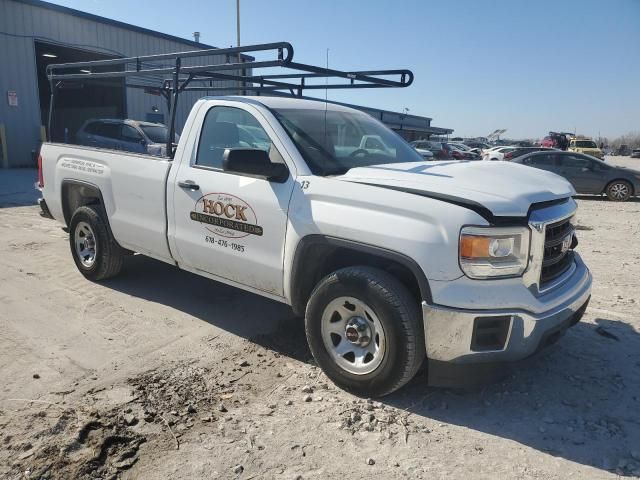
335, 160, 575, 218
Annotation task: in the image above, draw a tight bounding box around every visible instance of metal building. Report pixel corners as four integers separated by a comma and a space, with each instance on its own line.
0, 0, 245, 168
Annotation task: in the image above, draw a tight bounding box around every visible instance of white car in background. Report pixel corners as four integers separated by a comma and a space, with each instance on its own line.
483, 146, 517, 161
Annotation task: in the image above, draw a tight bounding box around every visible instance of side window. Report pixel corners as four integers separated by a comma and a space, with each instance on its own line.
529, 154, 555, 166
98, 123, 121, 139
561, 155, 591, 169
121, 125, 142, 142
195, 106, 276, 169
84, 122, 100, 135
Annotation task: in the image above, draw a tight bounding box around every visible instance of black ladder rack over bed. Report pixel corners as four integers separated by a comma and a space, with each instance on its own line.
46, 41, 414, 157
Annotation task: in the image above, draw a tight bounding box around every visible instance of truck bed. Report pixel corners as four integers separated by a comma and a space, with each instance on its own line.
40, 143, 174, 262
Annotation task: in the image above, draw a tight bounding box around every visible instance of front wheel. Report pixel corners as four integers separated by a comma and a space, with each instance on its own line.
606, 180, 632, 201
305, 266, 425, 397
69, 205, 124, 280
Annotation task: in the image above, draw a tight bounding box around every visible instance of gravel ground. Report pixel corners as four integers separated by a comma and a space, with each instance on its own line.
1, 156, 639, 479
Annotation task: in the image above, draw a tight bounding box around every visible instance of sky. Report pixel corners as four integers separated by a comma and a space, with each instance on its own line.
47, 0, 640, 140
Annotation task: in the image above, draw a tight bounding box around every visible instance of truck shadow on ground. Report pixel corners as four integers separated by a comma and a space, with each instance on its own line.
102, 254, 309, 359
104, 255, 640, 476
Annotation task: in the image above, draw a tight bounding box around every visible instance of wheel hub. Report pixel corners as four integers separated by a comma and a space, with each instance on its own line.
345, 316, 371, 346
320, 296, 386, 375
74, 221, 97, 268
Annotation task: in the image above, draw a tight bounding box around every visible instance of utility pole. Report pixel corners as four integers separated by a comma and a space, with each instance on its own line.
236, 0, 241, 56
236, 0, 242, 93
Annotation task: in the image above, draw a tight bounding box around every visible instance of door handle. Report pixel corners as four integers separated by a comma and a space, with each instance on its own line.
178, 180, 200, 191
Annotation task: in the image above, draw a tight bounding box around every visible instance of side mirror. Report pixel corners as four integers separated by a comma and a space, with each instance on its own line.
222, 148, 289, 182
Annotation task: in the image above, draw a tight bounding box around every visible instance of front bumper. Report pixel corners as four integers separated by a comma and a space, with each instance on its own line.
423, 257, 592, 387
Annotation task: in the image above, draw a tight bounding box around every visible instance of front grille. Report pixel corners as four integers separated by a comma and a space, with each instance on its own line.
540, 217, 575, 285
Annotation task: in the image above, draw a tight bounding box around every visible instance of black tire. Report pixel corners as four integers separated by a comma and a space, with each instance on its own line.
305, 266, 425, 397
69, 205, 124, 281
605, 180, 632, 202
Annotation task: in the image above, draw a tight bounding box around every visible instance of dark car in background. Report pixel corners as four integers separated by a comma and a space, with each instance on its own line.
411, 140, 480, 160
632, 147, 640, 158
463, 140, 490, 150
448, 144, 480, 160
448, 142, 481, 160
76, 119, 179, 156
514, 151, 640, 201
616, 144, 632, 156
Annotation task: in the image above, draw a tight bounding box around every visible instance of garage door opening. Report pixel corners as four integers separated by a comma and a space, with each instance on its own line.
35, 41, 125, 143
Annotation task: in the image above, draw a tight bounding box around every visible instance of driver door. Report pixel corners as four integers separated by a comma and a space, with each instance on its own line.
170, 103, 295, 297
557, 154, 601, 193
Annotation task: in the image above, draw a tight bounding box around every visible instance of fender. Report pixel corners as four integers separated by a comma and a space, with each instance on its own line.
290, 234, 432, 316
60, 179, 123, 249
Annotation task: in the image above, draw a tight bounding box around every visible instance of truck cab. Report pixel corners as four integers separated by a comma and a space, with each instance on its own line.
569, 137, 604, 159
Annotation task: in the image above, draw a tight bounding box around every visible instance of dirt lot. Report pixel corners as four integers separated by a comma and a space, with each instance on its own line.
1, 157, 639, 479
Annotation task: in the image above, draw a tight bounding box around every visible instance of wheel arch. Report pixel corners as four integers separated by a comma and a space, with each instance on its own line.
289, 235, 432, 317
61, 179, 105, 227
61, 180, 124, 250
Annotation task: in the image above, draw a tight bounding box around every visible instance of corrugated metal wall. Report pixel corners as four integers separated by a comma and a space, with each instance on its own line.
0, 0, 239, 167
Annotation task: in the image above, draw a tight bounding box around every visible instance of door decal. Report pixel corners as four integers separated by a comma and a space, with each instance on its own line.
190, 192, 263, 238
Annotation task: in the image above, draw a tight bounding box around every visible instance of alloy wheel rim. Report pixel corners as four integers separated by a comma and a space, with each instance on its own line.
320, 296, 386, 375
74, 221, 97, 268
611, 183, 629, 199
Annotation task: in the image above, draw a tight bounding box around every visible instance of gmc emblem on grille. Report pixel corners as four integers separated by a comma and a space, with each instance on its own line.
561, 233, 573, 253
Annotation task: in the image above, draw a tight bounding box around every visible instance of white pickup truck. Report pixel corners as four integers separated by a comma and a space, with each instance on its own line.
38, 95, 592, 396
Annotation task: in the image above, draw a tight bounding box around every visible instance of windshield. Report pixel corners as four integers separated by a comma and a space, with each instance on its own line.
574, 140, 598, 148
271, 108, 425, 175
139, 124, 179, 144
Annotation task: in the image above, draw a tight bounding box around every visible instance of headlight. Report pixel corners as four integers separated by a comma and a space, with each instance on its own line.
459, 226, 530, 279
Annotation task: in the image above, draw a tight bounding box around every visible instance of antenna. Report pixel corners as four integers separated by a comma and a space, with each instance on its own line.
325, 48, 329, 102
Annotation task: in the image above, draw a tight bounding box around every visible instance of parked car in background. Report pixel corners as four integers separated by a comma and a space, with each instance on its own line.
448, 142, 471, 151
483, 146, 517, 161
568, 137, 604, 159
409, 140, 435, 159
631, 147, 640, 158
514, 151, 640, 201
76, 119, 179, 156
448, 143, 480, 160
448, 142, 481, 159
503, 147, 556, 161
617, 144, 632, 156
462, 140, 490, 151
410, 140, 448, 159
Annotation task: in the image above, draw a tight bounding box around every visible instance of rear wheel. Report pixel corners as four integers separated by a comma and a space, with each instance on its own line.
69, 206, 124, 280
606, 180, 632, 201
305, 266, 425, 397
